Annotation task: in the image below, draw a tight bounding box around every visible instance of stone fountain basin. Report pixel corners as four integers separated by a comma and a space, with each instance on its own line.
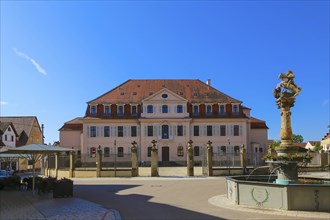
226, 175, 330, 212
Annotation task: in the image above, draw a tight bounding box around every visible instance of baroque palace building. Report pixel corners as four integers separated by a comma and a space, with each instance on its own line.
59, 79, 268, 165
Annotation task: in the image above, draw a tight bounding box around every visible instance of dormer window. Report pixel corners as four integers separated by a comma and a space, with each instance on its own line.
117, 105, 124, 116
219, 104, 225, 115
90, 105, 97, 116
131, 105, 137, 116
206, 105, 212, 116
193, 105, 199, 116
104, 105, 110, 116
233, 104, 239, 115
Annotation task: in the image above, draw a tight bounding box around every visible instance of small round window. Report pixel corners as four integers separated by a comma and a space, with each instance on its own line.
162, 94, 168, 99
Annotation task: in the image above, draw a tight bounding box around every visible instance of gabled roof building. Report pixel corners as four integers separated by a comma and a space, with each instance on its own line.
60, 79, 268, 165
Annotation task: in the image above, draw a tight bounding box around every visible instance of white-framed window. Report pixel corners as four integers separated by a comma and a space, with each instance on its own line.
104, 126, 110, 137
104, 105, 111, 116
162, 105, 168, 113
90, 105, 97, 116
117, 147, 124, 157
104, 147, 110, 157
193, 105, 199, 116
206, 105, 212, 116
131, 105, 137, 116
147, 105, 153, 113
220, 125, 226, 136
219, 104, 225, 115
234, 125, 240, 136
90, 126, 96, 137
177, 125, 183, 136
117, 105, 124, 116
177, 105, 183, 113
207, 125, 212, 136
232, 104, 239, 115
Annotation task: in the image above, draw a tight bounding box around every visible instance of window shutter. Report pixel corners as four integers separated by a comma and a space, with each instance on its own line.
169, 125, 173, 137
159, 106, 162, 113
87, 126, 90, 137
174, 125, 177, 136
98, 126, 101, 136
153, 126, 156, 137
183, 125, 186, 136
123, 126, 127, 137
183, 106, 186, 113
100, 126, 104, 137
114, 126, 117, 137
168, 105, 171, 113
203, 125, 207, 136
239, 125, 242, 136
144, 126, 147, 136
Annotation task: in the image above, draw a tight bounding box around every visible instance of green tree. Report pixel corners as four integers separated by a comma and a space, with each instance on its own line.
313, 142, 321, 152
292, 134, 304, 143
269, 140, 281, 151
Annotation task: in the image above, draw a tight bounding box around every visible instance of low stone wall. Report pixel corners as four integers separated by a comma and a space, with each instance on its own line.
45, 168, 132, 178
227, 175, 330, 212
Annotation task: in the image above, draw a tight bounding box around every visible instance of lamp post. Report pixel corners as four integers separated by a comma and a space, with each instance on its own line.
114, 140, 117, 177
227, 138, 231, 175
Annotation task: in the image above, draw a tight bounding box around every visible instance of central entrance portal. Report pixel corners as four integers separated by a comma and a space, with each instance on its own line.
162, 146, 170, 166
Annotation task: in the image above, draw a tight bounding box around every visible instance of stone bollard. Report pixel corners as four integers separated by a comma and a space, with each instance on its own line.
131, 141, 139, 177
206, 141, 213, 176
187, 140, 194, 176
55, 153, 59, 178
69, 151, 75, 178
96, 147, 102, 177
240, 144, 247, 174
151, 140, 159, 177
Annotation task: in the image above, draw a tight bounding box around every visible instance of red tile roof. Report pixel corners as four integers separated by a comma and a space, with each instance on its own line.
87, 79, 242, 104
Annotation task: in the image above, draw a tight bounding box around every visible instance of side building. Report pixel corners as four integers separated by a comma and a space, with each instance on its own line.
59, 79, 268, 165
0, 116, 43, 170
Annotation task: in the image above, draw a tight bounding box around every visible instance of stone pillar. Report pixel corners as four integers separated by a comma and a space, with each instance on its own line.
240, 144, 247, 174
186, 140, 194, 176
69, 151, 75, 178
320, 150, 327, 171
55, 153, 59, 178
96, 146, 102, 177
206, 141, 213, 176
131, 141, 139, 177
151, 140, 159, 177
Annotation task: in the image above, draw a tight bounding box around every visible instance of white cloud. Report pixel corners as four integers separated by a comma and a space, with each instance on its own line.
0, 101, 8, 105
13, 48, 47, 75
322, 99, 329, 106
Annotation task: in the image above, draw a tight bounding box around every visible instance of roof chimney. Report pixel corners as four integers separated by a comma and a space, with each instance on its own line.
206, 79, 211, 86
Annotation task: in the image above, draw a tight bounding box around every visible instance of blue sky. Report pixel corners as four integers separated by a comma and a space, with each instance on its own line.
1, 1, 329, 144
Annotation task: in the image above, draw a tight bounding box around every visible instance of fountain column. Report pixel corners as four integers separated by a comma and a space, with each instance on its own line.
273, 70, 302, 184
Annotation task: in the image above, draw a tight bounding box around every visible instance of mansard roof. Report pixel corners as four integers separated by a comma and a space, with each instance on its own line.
87, 79, 242, 104
59, 117, 83, 131
250, 117, 269, 129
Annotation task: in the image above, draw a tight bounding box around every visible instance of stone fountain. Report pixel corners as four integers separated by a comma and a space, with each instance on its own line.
224, 71, 330, 212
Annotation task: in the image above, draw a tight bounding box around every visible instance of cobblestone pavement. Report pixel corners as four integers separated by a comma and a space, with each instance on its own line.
0, 190, 121, 220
